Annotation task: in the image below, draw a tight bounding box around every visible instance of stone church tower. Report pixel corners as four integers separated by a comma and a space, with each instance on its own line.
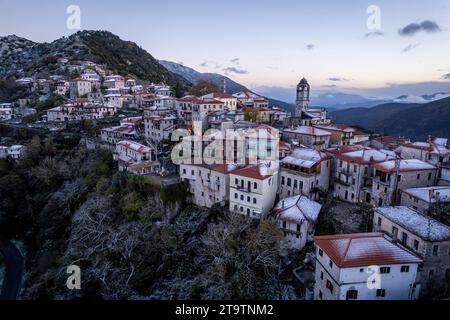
295, 77, 310, 117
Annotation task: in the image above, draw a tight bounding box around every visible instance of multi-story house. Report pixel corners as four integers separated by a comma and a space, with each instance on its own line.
273, 195, 322, 250
69, 79, 92, 99
233, 90, 268, 108
373, 207, 450, 289
314, 233, 422, 300
0, 145, 26, 160
314, 124, 356, 146
202, 92, 238, 111
104, 75, 125, 89
400, 139, 450, 166
180, 163, 238, 208
279, 148, 331, 200
54, 80, 70, 96
101, 126, 138, 145
229, 161, 279, 219
400, 186, 450, 213
371, 159, 438, 207
282, 126, 331, 150
333, 148, 396, 204
114, 140, 156, 172
370, 136, 411, 152
144, 115, 177, 142
0, 105, 13, 120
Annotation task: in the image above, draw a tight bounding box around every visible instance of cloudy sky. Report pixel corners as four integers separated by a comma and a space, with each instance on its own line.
1, 0, 450, 100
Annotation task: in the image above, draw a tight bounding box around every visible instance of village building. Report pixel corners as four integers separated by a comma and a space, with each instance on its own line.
371, 159, 438, 207
0, 145, 26, 160
101, 125, 138, 145
373, 207, 450, 288
0, 104, 13, 120
69, 79, 92, 99
314, 233, 422, 300
279, 148, 331, 200
233, 90, 268, 108
282, 126, 331, 150
114, 140, 157, 172
400, 186, 450, 213
144, 115, 177, 142
202, 92, 238, 111
273, 195, 322, 250
332, 148, 396, 204
229, 161, 279, 219
400, 139, 450, 166
180, 164, 238, 208
104, 75, 125, 89
370, 136, 411, 151
314, 124, 356, 146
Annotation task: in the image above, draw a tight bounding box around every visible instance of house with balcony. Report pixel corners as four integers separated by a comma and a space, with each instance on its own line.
229, 161, 279, 219
400, 186, 450, 213
180, 163, 239, 208
144, 115, 177, 143
371, 159, 438, 207
314, 124, 356, 146
282, 126, 331, 150
332, 148, 396, 204
114, 140, 156, 172
279, 147, 331, 200
273, 195, 322, 250
373, 207, 450, 290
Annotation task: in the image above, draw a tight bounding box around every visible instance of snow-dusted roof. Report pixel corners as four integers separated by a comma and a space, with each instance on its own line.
274, 195, 322, 224
402, 186, 450, 204
374, 159, 436, 173
337, 148, 396, 164
314, 233, 422, 268
375, 207, 450, 241
283, 126, 331, 137
281, 147, 328, 168
117, 140, 153, 154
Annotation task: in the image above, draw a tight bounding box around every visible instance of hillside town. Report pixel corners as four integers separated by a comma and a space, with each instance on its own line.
1, 55, 449, 302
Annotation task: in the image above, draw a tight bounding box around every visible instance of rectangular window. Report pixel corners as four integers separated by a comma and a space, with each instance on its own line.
346, 290, 358, 300
326, 280, 334, 294
433, 245, 439, 256
376, 289, 386, 297
414, 240, 419, 251
377, 217, 382, 227
401, 266, 410, 273
320, 271, 324, 280
380, 267, 391, 274
318, 248, 323, 257
329, 260, 333, 268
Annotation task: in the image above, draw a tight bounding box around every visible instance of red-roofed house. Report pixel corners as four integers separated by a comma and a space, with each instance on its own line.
114, 140, 157, 172
229, 161, 279, 219
314, 233, 422, 300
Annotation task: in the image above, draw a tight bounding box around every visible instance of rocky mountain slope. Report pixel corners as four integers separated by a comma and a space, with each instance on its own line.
0, 31, 191, 96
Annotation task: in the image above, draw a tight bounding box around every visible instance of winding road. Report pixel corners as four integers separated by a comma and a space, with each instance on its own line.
0, 240, 23, 300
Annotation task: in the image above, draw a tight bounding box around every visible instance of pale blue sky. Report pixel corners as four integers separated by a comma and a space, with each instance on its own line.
1, 0, 450, 98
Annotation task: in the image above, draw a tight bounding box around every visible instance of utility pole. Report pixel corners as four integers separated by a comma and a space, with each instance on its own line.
392, 155, 401, 206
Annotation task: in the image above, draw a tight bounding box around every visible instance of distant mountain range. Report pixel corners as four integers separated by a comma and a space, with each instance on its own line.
330, 97, 450, 140
160, 60, 295, 112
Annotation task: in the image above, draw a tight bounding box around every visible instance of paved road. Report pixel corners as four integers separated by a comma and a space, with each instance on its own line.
0, 240, 23, 300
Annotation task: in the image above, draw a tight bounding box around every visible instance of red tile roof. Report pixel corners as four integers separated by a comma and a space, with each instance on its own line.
231, 165, 271, 180
314, 233, 422, 268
